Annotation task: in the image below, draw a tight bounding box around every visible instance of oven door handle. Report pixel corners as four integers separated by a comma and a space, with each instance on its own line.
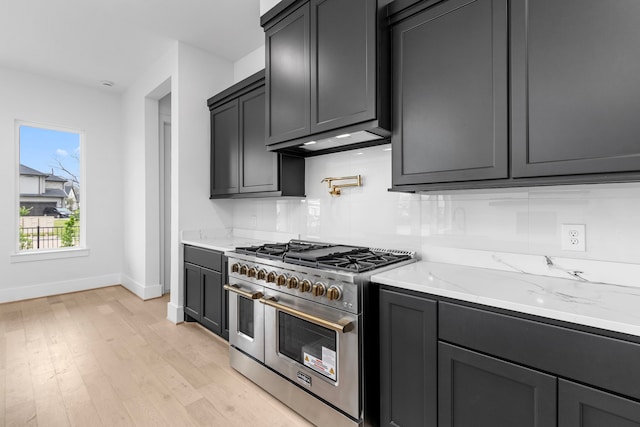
224, 284, 264, 300
259, 297, 354, 333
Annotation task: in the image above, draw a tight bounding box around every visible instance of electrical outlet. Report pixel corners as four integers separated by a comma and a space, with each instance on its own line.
560, 224, 586, 251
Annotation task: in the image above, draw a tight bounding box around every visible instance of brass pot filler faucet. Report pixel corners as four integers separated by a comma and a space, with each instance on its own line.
321, 175, 362, 196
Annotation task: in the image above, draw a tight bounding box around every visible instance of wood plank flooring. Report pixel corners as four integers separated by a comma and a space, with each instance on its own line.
0, 286, 313, 427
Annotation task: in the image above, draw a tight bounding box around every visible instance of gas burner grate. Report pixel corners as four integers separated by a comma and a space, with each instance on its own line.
316, 251, 412, 273
235, 240, 414, 273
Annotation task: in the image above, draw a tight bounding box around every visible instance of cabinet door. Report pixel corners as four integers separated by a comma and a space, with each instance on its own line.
265, 3, 310, 145
310, 0, 375, 133
210, 99, 239, 196
559, 380, 640, 427
439, 343, 557, 427
239, 86, 279, 193
201, 267, 222, 335
379, 289, 437, 427
392, 0, 508, 186
184, 263, 202, 321
511, 0, 640, 177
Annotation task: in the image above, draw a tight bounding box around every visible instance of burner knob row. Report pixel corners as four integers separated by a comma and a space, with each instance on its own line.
230, 263, 342, 301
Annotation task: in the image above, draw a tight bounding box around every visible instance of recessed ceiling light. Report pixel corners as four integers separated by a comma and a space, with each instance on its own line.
100, 80, 115, 87
304, 140, 317, 145
336, 133, 351, 139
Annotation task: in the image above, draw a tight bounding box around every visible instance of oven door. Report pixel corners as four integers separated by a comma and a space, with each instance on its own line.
225, 281, 264, 363
262, 290, 360, 420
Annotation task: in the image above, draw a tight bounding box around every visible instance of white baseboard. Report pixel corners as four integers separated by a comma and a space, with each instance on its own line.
0, 273, 121, 304
166, 301, 184, 324
121, 274, 164, 300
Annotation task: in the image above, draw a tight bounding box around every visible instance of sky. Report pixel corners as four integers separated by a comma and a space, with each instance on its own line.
20, 125, 81, 181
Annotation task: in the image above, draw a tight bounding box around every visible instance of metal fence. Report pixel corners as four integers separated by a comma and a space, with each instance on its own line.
19, 225, 80, 250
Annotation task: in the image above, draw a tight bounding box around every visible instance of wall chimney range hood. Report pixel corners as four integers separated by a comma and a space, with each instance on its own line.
261, 0, 391, 157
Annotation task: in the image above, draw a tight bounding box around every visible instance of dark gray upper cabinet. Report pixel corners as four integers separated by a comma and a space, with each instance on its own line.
210, 100, 239, 196
265, 3, 311, 144
511, 0, 640, 178
310, 0, 376, 134
391, 0, 508, 186
207, 70, 305, 199
239, 87, 279, 194
261, 0, 390, 155
390, 0, 640, 191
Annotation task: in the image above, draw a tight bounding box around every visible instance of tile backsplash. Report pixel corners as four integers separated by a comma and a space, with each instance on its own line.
224, 144, 640, 287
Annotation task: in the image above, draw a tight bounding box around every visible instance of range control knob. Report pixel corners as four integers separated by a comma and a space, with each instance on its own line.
276, 274, 288, 287
247, 267, 257, 278
300, 279, 313, 293
312, 282, 326, 297
286, 276, 299, 289
266, 271, 277, 283
326, 286, 342, 301
257, 269, 267, 281
231, 263, 241, 273
239, 264, 249, 275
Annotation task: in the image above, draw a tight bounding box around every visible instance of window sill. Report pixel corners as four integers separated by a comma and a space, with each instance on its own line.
10, 247, 90, 263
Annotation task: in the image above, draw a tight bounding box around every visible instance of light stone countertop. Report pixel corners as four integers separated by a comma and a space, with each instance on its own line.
181, 236, 269, 253
181, 229, 299, 253
371, 261, 640, 337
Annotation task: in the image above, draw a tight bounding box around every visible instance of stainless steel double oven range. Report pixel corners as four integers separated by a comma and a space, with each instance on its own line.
224, 240, 415, 426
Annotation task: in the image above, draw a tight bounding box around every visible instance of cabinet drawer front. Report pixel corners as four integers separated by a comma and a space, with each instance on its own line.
184, 246, 223, 271
439, 302, 640, 401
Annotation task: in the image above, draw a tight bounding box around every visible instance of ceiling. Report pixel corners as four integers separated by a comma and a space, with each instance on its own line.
0, 0, 264, 92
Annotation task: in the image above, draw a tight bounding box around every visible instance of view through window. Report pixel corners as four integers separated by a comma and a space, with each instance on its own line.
18, 124, 82, 251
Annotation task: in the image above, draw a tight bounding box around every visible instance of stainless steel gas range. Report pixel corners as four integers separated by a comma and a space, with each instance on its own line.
224, 240, 416, 427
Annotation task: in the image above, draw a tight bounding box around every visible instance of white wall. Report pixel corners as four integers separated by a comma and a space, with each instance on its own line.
260, 0, 282, 16
121, 41, 235, 320
0, 66, 123, 302
233, 45, 266, 83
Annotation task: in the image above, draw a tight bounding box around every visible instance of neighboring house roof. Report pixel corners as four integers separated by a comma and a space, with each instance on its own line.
19, 164, 48, 176
46, 174, 67, 182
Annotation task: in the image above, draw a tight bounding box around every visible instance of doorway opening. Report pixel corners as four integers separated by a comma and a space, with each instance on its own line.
159, 93, 171, 295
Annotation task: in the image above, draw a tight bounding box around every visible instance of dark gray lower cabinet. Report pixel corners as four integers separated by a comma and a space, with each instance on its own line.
377, 287, 640, 426
379, 288, 437, 427
184, 245, 227, 340
559, 380, 640, 427
438, 342, 557, 427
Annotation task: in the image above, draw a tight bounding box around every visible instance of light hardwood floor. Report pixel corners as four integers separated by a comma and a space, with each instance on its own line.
0, 286, 313, 427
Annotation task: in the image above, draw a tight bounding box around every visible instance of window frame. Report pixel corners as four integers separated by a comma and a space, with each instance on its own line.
12, 120, 88, 262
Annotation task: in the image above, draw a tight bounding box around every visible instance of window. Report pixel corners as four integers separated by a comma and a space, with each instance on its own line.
17, 122, 84, 253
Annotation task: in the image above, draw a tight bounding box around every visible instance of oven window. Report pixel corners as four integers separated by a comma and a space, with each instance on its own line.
238, 296, 254, 339
278, 312, 337, 381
